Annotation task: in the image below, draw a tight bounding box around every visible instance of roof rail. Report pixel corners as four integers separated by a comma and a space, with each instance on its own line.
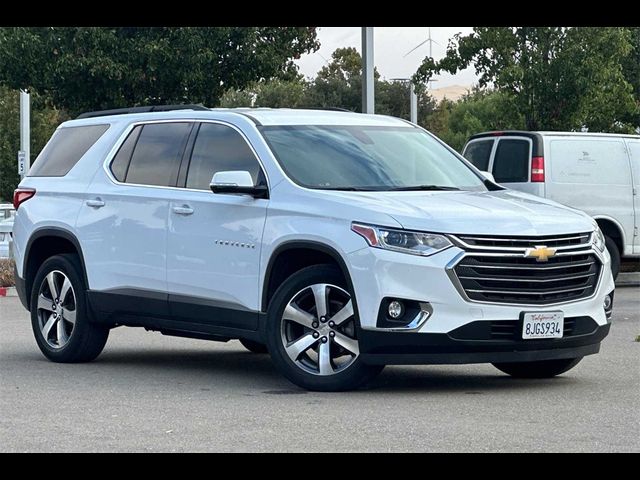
76, 104, 209, 119
316, 107, 354, 112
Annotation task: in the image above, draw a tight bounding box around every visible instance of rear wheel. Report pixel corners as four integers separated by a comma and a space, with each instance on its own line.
239, 339, 268, 354
604, 236, 620, 280
492, 357, 583, 378
31, 254, 109, 363
266, 264, 383, 391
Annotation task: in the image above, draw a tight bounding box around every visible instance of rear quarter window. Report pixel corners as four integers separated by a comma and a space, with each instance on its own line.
29, 124, 110, 177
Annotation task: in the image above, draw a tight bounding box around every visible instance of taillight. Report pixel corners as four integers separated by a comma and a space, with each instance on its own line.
531, 156, 545, 182
13, 188, 36, 210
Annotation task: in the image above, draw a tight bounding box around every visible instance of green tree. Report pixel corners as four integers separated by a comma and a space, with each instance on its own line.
426, 89, 524, 151
415, 27, 638, 132
0, 86, 65, 201
255, 78, 307, 108
303, 47, 367, 111
621, 27, 640, 129
0, 27, 319, 116
376, 81, 436, 125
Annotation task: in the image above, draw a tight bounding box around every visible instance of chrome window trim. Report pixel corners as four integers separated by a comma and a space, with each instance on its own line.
101, 118, 271, 194
445, 248, 604, 307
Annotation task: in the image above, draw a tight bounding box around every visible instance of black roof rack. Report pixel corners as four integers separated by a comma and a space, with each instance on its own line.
316, 107, 353, 112
76, 104, 209, 119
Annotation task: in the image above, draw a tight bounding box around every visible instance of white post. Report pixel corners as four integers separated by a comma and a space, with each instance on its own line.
410, 83, 418, 124
19, 90, 31, 179
361, 27, 375, 114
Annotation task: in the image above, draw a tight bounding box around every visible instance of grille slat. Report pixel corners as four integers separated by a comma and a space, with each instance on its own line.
457, 232, 592, 250
452, 234, 601, 305
458, 272, 596, 283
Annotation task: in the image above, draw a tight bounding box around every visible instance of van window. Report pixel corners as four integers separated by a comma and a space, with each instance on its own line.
125, 123, 191, 187
186, 123, 264, 191
492, 139, 530, 183
463, 140, 493, 171
549, 139, 630, 185
29, 124, 109, 177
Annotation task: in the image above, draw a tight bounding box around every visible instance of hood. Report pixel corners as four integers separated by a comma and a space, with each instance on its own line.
325, 189, 595, 236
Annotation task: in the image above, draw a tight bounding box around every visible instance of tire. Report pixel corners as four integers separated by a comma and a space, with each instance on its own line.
492, 357, 583, 378
30, 254, 109, 363
604, 236, 620, 280
265, 264, 384, 391
239, 338, 269, 354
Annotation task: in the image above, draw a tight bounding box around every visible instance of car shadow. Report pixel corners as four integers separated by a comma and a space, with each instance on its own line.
73, 345, 583, 394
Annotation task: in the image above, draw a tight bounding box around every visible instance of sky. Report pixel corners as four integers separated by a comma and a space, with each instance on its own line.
295, 27, 479, 89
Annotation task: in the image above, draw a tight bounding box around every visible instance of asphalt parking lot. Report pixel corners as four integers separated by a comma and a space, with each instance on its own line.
1, 289, 638, 452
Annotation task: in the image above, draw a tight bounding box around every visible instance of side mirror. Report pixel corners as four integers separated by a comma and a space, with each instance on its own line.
480, 171, 496, 183
210, 171, 268, 199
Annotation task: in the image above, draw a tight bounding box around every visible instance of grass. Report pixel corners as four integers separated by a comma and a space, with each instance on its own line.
635, 335, 640, 343
0, 258, 15, 287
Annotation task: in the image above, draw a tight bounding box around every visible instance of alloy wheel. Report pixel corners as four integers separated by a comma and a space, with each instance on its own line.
36, 270, 77, 349
280, 283, 359, 376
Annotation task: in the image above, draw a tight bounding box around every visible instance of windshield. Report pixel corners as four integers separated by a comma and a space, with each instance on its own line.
260, 125, 487, 191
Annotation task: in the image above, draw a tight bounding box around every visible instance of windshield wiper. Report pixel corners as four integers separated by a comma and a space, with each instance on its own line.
386, 185, 461, 191
319, 186, 379, 191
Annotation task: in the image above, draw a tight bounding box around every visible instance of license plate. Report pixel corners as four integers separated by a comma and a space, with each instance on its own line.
522, 312, 564, 339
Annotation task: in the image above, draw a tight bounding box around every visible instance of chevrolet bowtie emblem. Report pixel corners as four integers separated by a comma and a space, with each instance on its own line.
524, 245, 557, 262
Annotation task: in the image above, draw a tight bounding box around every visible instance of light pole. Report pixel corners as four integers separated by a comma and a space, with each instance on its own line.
392, 78, 418, 124
361, 27, 374, 114
19, 90, 30, 179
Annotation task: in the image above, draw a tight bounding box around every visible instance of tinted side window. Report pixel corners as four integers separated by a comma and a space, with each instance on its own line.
110, 126, 142, 182
463, 140, 493, 171
186, 123, 264, 190
125, 123, 191, 187
29, 124, 109, 177
493, 139, 530, 183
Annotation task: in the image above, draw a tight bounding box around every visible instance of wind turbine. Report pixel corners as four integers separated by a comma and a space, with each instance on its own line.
404, 27, 440, 90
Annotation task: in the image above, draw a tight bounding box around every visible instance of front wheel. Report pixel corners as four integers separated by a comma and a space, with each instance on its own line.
492, 357, 583, 378
604, 236, 620, 280
265, 264, 383, 391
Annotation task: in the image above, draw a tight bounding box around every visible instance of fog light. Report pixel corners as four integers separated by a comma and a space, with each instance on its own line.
603, 295, 612, 310
388, 300, 404, 319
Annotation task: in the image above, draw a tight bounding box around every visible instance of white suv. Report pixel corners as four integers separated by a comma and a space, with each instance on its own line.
11, 106, 615, 391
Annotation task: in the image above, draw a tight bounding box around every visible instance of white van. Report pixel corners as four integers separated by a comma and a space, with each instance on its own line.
462, 131, 640, 277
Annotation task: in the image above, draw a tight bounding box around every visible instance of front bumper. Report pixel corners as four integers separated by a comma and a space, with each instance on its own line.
359, 321, 609, 365
347, 245, 615, 331
347, 244, 614, 364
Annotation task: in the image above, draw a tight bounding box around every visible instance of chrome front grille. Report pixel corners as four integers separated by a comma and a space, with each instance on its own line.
455, 232, 592, 250
449, 233, 601, 305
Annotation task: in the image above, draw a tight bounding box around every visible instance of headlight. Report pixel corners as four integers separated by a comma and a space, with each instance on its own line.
351, 223, 452, 256
592, 226, 606, 252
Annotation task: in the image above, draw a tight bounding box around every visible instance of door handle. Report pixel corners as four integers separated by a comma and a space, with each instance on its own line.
172, 205, 194, 216
86, 198, 105, 208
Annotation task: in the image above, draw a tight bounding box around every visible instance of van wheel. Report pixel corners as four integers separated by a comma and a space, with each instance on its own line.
265, 264, 384, 391
604, 236, 620, 280
493, 357, 582, 378
239, 339, 268, 354
30, 254, 109, 363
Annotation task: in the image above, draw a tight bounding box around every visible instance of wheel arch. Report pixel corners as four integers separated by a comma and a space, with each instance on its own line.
23, 227, 88, 308
261, 241, 356, 313
593, 215, 625, 254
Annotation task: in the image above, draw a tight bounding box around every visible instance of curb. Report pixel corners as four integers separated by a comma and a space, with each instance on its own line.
0, 286, 17, 297
616, 272, 640, 288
